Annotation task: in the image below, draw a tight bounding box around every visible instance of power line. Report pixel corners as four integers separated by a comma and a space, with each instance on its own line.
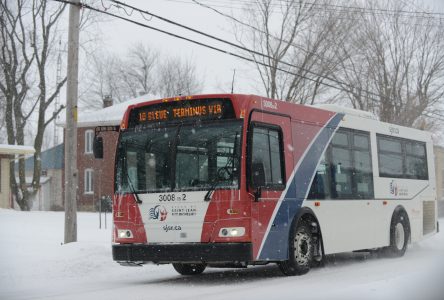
189, 0, 337, 69
107, 0, 383, 101
165, 0, 444, 21
110, 0, 444, 123
426, 111, 444, 122
50, 0, 444, 124
182, 0, 444, 29
52, 0, 355, 95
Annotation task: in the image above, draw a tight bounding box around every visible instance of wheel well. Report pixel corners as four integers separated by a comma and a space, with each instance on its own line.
392, 205, 410, 225
391, 205, 411, 242
294, 210, 324, 257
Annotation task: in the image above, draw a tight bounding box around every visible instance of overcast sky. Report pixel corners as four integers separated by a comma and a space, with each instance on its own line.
93, 0, 444, 97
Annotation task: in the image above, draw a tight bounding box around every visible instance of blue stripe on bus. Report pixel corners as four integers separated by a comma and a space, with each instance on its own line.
258, 113, 343, 261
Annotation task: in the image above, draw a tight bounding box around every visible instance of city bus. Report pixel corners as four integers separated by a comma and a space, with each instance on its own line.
93, 93, 438, 276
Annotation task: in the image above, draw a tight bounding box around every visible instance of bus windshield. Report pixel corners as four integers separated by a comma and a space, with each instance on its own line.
115, 120, 242, 194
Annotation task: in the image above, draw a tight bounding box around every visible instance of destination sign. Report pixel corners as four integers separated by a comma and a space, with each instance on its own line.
128, 98, 235, 127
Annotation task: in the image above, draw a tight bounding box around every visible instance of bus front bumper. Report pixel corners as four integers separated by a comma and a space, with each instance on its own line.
112, 243, 253, 264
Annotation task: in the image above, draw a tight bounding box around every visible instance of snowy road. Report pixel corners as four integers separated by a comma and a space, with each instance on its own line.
1, 209, 443, 300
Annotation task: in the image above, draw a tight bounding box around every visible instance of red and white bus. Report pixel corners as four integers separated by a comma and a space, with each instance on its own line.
94, 94, 438, 276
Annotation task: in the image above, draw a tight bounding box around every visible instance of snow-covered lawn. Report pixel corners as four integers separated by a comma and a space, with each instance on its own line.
1, 209, 443, 300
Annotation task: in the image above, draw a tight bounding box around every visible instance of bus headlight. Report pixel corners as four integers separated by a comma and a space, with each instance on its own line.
219, 227, 245, 237
118, 229, 133, 238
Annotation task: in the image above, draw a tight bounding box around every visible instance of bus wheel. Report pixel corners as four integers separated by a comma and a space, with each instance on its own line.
387, 211, 410, 257
172, 263, 206, 275
278, 221, 313, 276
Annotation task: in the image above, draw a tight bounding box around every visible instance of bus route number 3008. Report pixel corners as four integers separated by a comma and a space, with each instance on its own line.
158, 193, 187, 202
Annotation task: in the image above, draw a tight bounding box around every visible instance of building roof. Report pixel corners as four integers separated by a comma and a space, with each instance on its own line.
0, 144, 35, 155
20, 144, 64, 171
57, 93, 158, 128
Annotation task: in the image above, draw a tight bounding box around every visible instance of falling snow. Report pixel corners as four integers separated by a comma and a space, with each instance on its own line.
1, 209, 443, 300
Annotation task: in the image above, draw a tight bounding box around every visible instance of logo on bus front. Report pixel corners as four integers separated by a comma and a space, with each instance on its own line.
149, 205, 168, 221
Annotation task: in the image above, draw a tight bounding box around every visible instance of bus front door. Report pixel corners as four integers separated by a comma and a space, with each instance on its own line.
248, 111, 293, 260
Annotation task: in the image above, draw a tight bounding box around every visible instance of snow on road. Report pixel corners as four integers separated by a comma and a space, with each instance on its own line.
1, 209, 443, 300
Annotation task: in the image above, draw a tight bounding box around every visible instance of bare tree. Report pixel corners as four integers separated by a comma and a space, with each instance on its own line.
82, 52, 123, 108
157, 56, 203, 98
31, 0, 67, 199
0, 0, 67, 210
83, 44, 202, 106
233, 0, 350, 104
121, 43, 158, 97
336, 0, 444, 127
81, 44, 158, 108
0, 83, 7, 143
1, 0, 38, 210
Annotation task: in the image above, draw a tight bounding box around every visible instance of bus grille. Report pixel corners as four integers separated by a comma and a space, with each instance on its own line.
423, 201, 436, 235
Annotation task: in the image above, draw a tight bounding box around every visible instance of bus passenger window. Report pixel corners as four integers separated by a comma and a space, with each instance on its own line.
377, 135, 428, 180
331, 144, 353, 198
308, 129, 374, 200
378, 137, 403, 177
308, 153, 330, 199
250, 125, 284, 189
353, 134, 373, 199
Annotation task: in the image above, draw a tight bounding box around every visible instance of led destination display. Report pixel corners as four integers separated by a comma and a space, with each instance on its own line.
128, 98, 235, 127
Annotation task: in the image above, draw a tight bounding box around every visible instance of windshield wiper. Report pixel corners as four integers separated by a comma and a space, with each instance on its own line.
126, 172, 142, 204
204, 179, 221, 201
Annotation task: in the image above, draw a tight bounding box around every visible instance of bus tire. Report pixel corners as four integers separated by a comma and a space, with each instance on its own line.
172, 263, 206, 275
278, 220, 313, 276
386, 210, 410, 257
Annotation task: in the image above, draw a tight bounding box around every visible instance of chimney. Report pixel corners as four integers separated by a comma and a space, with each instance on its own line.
103, 95, 113, 108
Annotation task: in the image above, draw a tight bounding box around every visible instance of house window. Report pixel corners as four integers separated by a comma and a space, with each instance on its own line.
84, 169, 94, 194
85, 130, 94, 154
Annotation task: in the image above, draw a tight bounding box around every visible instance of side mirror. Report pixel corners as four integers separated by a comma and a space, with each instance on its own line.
93, 136, 103, 159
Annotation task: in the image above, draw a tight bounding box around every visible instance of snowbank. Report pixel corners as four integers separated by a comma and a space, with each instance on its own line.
1, 209, 443, 300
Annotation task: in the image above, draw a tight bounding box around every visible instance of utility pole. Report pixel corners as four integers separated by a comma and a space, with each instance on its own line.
53, 40, 62, 147
64, 0, 81, 244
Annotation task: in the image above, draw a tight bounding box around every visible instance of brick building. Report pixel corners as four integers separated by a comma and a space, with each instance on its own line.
61, 94, 154, 211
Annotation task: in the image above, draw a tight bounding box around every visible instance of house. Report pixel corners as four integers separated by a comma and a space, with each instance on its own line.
59, 94, 156, 211
0, 144, 35, 209
19, 144, 64, 211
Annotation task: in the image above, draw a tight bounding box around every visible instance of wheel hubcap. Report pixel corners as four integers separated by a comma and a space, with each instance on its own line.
294, 232, 310, 265
395, 223, 405, 250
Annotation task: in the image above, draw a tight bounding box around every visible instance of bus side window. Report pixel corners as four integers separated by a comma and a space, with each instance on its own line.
308, 154, 330, 199
308, 129, 374, 200
377, 134, 428, 180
